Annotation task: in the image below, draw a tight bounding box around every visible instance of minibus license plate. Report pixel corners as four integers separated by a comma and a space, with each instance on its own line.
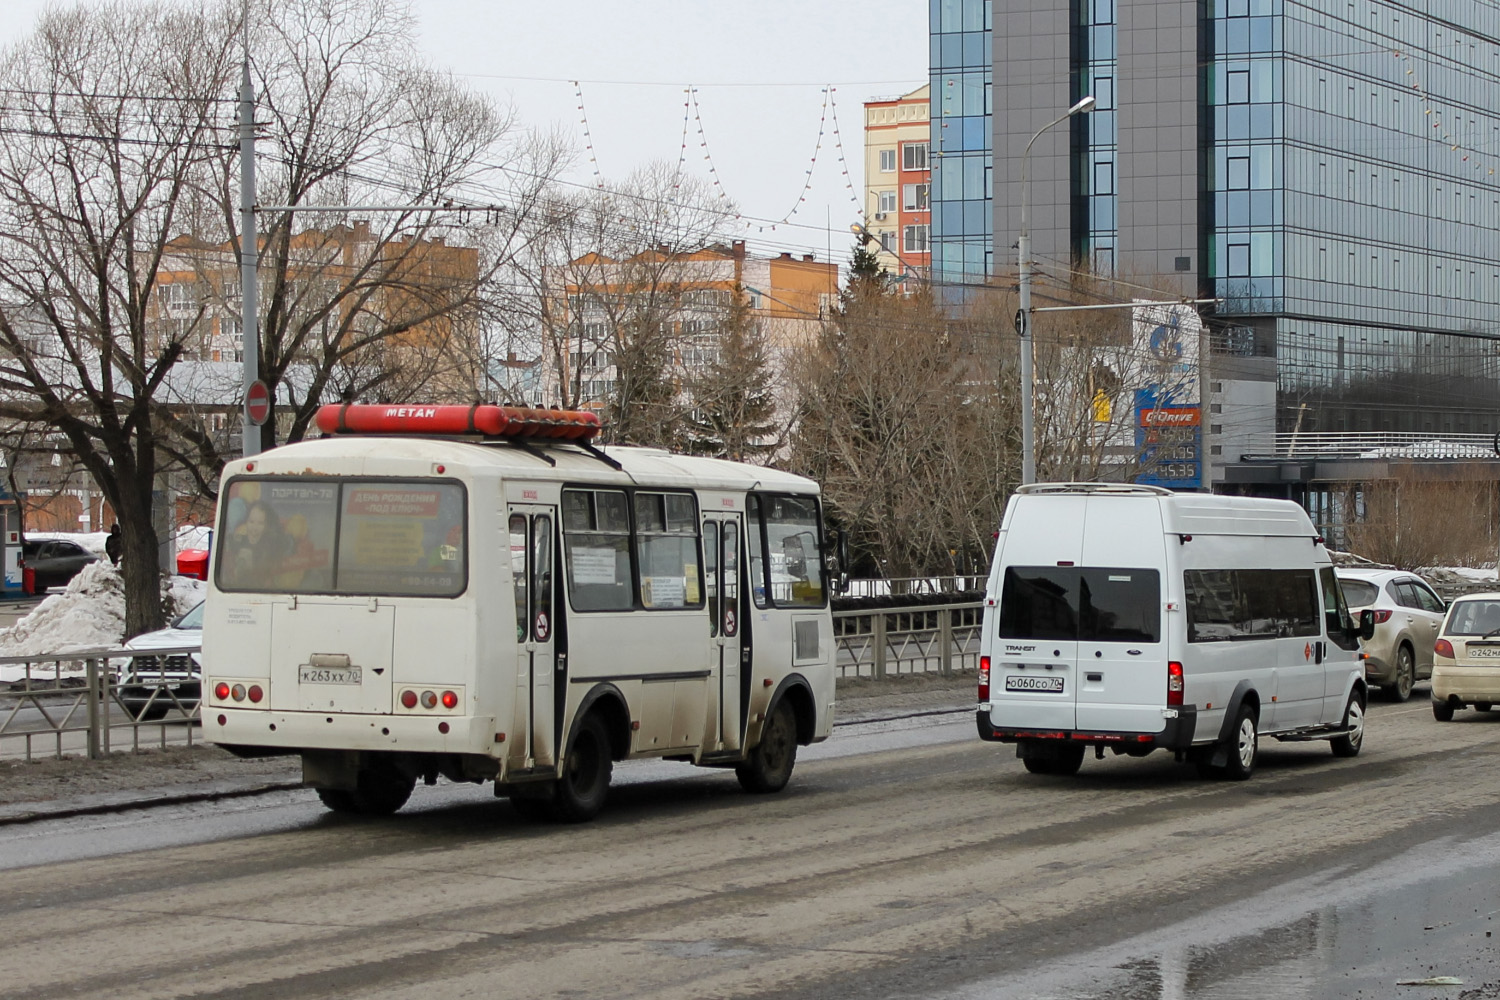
299, 665, 362, 685
1005, 675, 1064, 693
1467, 645, 1500, 659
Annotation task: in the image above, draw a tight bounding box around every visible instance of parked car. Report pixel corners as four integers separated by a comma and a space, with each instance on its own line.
117, 600, 203, 721
1430, 593, 1500, 721
1337, 568, 1446, 702
20, 538, 97, 592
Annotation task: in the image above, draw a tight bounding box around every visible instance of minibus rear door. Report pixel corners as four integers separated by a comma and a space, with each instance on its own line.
991, 566, 1080, 731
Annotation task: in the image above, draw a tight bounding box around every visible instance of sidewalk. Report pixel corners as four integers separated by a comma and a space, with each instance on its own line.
0, 671, 977, 824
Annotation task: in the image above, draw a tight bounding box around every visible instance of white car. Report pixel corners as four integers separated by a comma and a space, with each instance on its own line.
1431, 593, 1500, 720
117, 600, 203, 720
1337, 569, 1446, 702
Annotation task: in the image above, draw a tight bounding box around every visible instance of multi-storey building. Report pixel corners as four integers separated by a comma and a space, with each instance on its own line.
542, 240, 837, 416
862, 85, 932, 279
934, 0, 1500, 499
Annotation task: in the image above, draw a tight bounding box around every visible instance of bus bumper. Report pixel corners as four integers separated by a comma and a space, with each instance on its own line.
207, 709, 500, 757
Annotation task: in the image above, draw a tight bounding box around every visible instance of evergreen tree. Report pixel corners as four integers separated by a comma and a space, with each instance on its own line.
685, 289, 779, 462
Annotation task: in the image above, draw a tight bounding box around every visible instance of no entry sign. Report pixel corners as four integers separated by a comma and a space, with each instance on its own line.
246, 380, 271, 426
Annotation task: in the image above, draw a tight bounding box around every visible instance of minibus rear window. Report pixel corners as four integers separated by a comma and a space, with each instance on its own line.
217, 478, 466, 597
997, 567, 1160, 643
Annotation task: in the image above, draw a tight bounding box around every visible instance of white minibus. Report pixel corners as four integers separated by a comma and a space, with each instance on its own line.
976, 483, 1371, 779
202, 404, 837, 821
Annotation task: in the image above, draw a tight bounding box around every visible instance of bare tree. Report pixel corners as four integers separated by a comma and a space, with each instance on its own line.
0, 1, 239, 634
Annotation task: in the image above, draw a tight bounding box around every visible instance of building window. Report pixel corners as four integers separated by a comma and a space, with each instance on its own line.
1227, 70, 1250, 105
902, 142, 929, 171
902, 183, 930, 211
1227, 156, 1251, 190
879, 149, 896, 172
903, 224, 929, 253
878, 190, 897, 214
1227, 242, 1251, 278
879, 231, 896, 252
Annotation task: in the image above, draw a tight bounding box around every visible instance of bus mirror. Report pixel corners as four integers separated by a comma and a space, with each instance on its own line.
825, 528, 851, 594
1357, 609, 1376, 641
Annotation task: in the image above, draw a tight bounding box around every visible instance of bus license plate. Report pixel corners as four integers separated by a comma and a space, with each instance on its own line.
299, 665, 362, 685
1006, 675, 1064, 693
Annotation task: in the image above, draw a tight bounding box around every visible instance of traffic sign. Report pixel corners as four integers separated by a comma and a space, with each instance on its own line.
246, 380, 271, 426
1014, 308, 1029, 337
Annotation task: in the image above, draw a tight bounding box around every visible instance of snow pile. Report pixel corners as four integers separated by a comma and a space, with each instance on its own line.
0, 562, 205, 680
176, 524, 213, 552
1357, 440, 1496, 459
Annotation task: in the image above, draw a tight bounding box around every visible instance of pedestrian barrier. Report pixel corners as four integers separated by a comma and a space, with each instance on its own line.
832, 601, 985, 679
0, 646, 202, 762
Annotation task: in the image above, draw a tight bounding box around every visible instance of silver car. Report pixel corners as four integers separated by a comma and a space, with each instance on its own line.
1336, 569, 1446, 701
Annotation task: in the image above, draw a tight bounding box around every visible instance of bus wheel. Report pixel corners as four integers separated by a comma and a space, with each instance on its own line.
737, 700, 798, 794
316, 765, 414, 816
551, 714, 612, 823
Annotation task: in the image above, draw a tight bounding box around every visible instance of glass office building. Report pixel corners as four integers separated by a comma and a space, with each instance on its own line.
942, 0, 1500, 461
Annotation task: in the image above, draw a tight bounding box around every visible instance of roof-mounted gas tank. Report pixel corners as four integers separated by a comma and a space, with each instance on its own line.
314, 403, 601, 441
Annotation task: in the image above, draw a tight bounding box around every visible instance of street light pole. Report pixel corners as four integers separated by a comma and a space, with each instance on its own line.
238, 0, 260, 457
1018, 95, 1095, 485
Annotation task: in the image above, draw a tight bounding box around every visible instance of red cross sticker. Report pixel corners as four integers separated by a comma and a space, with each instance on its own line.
1304, 642, 1312, 661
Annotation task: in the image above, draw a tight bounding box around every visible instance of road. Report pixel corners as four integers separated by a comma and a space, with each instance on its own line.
3, 696, 1499, 1000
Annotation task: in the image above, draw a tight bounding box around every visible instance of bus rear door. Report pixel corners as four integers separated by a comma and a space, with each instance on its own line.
509, 506, 558, 768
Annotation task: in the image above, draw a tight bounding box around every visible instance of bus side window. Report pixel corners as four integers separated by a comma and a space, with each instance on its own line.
747, 495, 769, 609
704, 521, 719, 636
563, 489, 633, 611
532, 515, 552, 638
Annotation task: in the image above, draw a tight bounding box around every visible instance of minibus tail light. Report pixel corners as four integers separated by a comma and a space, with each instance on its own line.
1435, 638, 1454, 659
1167, 661, 1185, 707
979, 656, 990, 702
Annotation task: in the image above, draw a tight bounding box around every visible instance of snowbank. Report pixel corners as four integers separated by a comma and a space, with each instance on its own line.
0, 562, 205, 680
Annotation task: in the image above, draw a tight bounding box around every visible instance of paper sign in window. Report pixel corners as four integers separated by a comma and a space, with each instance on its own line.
571, 548, 619, 584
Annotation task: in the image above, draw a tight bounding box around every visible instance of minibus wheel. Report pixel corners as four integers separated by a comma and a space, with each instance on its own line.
1330, 690, 1365, 758
737, 700, 797, 793
551, 713, 612, 823
1021, 742, 1084, 776
316, 764, 414, 816
1220, 705, 1258, 781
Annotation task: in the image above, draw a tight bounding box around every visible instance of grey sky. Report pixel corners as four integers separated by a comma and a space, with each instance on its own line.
6, 0, 928, 261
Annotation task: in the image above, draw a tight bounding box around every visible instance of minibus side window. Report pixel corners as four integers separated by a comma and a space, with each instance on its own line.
1319, 566, 1359, 649
562, 489, 633, 611
634, 492, 703, 610
1187, 569, 1321, 642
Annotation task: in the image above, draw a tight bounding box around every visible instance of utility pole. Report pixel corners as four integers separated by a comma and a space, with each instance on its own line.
238, 0, 260, 457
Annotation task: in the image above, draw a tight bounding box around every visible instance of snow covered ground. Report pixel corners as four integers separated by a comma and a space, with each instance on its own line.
0, 560, 205, 681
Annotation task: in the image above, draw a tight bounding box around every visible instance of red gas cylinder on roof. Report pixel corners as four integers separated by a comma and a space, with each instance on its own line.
313, 404, 602, 441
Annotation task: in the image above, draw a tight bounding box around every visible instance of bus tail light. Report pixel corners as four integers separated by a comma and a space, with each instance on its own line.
231, 684, 246, 702
979, 656, 990, 702
400, 689, 418, 709
441, 690, 458, 709
421, 690, 438, 709
248, 685, 264, 704
1167, 661, 1185, 707
214, 682, 230, 701
1436, 638, 1455, 659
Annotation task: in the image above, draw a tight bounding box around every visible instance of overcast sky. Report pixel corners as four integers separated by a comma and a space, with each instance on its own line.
5, 0, 929, 262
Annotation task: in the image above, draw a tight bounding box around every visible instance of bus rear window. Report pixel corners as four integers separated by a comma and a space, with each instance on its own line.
998, 567, 1161, 643
218, 478, 466, 597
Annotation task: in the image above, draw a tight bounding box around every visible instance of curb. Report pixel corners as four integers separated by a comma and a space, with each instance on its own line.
0, 779, 306, 827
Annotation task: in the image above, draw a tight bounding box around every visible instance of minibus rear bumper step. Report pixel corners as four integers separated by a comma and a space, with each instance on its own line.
975, 709, 1197, 752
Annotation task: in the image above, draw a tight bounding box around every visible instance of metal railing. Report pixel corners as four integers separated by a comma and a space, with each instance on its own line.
1268, 432, 1498, 460
832, 601, 985, 679
0, 645, 202, 762
841, 576, 987, 598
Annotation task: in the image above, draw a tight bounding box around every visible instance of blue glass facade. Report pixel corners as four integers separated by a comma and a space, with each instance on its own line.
929, 0, 992, 284
1075, 0, 1118, 269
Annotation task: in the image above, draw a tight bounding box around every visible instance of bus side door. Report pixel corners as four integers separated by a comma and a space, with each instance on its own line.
703, 513, 744, 752
509, 506, 558, 768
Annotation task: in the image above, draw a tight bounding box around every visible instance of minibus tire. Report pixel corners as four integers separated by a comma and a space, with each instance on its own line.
737, 700, 797, 793
316, 765, 414, 816
1220, 705, 1258, 780
1021, 742, 1084, 776
1330, 690, 1365, 758
551, 714, 612, 823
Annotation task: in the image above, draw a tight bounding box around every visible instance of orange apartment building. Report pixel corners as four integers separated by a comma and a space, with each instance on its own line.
544, 240, 838, 412
862, 84, 931, 281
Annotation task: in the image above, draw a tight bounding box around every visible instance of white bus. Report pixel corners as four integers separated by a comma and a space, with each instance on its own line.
202, 404, 837, 821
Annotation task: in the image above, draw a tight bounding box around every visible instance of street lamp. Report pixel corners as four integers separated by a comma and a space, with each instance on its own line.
850, 221, 923, 285
1018, 94, 1095, 485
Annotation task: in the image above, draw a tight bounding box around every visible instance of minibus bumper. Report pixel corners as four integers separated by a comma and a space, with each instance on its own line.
207, 709, 499, 756
975, 707, 1197, 752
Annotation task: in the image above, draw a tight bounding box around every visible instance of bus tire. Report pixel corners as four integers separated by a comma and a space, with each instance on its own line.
316, 765, 414, 816
551, 713, 612, 823
736, 700, 798, 794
